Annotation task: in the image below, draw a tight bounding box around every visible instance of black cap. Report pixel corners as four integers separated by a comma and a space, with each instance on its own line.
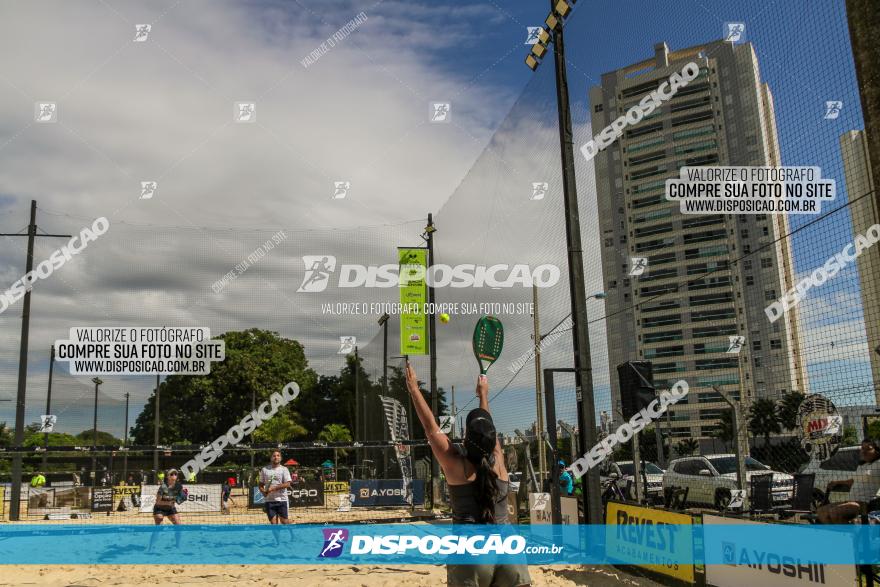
464, 408, 496, 462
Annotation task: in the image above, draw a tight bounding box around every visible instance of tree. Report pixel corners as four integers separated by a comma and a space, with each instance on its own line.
318, 423, 352, 459
842, 425, 859, 446
251, 411, 307, 443
0, 422, 12, 447
867, 419, 880, 442
75, 429, 123, 445
748, 398, 781, 448
711, 410, 735, 449
675, 438, 699, 456
777, 391, 806, 431
130, 329, 318, 444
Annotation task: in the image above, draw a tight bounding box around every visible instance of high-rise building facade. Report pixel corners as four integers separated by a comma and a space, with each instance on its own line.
841, 130, 880, 404
590, 41, 808, 441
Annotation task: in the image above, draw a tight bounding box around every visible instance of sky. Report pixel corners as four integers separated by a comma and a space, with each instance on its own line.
0, 0, 874, 441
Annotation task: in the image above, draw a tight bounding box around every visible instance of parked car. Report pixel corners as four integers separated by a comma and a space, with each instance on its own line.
662, 454, 794, 509
798, 445, 866, 507
600, 460, 665, 502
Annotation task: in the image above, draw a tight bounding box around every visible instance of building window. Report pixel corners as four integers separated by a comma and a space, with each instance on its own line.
765, 290, 776, 301
761, 257, 773, 269
595, 104, 603, 113
752, 340, 761, 351
754, 356, 762, 367
762, 226, 769, 237
743, 244, 751, 254
608, 280, 617, 289
743, 260, 752, 270
745, 275, 754, 286
741, 229, 749, 239
605, 237, 614, 247
770, 339, 782, 350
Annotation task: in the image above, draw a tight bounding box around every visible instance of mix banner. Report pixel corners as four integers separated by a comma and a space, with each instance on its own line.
398, 247, 428, 355
378, 394, 414, 505
139, 485, 221, 513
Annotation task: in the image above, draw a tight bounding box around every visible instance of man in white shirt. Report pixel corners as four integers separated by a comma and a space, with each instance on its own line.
259, 450, 292, 524
818, 439, 880, 523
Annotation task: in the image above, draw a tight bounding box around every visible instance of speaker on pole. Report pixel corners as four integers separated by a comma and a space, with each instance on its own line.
617, 361, 655, 419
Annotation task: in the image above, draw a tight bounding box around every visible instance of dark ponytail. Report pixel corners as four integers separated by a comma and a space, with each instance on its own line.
467, 449, 499, 524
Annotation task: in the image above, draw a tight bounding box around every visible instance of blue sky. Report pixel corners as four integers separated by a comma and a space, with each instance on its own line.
0, 0, 873, 441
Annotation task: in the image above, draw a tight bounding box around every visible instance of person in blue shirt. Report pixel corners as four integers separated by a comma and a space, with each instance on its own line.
558, 460, 574, 496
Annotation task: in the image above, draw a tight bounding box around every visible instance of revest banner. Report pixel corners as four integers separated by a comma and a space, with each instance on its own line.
703, 515, 857, 587
605, 501, 695, 583
324, 481, 349, 495
139, 485, 221, 513
351, 479, 425, 506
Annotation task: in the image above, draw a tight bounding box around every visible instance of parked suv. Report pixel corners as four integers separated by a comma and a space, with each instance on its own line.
798, 445, 863, 506
600, 460, 665, 502
663, 454, 794, 509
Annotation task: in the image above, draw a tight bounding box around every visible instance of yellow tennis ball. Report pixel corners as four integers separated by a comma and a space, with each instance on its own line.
439, 313, 450, 323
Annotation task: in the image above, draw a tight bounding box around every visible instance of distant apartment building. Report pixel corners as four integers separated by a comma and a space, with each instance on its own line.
840, 130, 880, 405
590, 41, 808, 440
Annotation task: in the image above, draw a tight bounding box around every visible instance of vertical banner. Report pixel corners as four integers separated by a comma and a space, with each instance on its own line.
379, 394, 414, 505
398, 248, 428, 355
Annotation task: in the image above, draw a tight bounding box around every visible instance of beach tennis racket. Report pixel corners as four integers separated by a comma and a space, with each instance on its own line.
473, 316, 504, 374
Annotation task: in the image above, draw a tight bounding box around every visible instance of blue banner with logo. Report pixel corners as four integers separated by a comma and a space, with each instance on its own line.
351, 479, 424, 506
0, 524, 877, 565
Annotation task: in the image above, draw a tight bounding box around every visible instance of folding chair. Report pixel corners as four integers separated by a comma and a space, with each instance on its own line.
748, 473, 774, 518
778, 473, 815, 521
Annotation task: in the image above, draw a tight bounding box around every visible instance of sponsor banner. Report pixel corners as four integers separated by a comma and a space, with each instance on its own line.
351, 480, 425, 507
796, 394, 843, 461
324, 481, 349, 495
139, 485, 221, 513
0, 524, 877, 565
529, 493, 552, 525
378, 395, 414, 504
91, 487, 114, 512
289, 481, 324, 508
605, 501, 696, 583
0, 487, 4, 515
703, 515, 857, 587
113, 485, 141, 510
398, 248, 428, 355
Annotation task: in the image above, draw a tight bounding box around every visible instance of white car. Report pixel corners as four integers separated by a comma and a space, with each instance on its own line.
798, 446, 872, 506
662, 454, 794, 509
601, 460, 665, 502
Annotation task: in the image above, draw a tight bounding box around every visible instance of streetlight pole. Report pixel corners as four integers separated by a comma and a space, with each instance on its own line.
153, 374, 160, 477
42, 347, 56, 470
2, 200, 71, 520
354, 345, 360, 473
123, 391, 129, 482
91, 377, 103, 486
423, 214, 439, 508
379, 313, 390, 477
532, 284, 547, 487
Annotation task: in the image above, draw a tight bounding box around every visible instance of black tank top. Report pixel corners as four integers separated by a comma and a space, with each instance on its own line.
448, 477, 510, 524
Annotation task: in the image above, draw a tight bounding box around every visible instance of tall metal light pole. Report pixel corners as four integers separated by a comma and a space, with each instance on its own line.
123, 391, 130, 482
91, 377, 103, 485
423, 214, 439, 507
354, 345, 360, 473
153, 374, 161, 476
42, 347, 56, 469
378, 313, 390, 477
1, 200, 71, 520
524, 1, 602, 524
532, 284, 547, 486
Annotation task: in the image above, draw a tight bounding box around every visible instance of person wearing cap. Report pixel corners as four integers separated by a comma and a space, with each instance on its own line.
406, 362, 531, 586
152, 468, 185, 525
558, 461, 574, 496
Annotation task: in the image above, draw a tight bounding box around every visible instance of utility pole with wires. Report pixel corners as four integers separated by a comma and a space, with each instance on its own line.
532, 284, 547, 486
1, 200, 72, 521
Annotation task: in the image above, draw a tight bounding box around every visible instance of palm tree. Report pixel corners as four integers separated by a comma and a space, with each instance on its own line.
711, 410, 735, 450
675, 438, 699, 456
777, 391, 806, 431
251, 410, 307, 443
318, 424, 352, 469
748, 398, 781, 448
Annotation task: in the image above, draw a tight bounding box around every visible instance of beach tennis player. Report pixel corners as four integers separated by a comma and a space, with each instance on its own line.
152, 468, 185, 525
406, 362, 531, 586
259, 450, 292, 524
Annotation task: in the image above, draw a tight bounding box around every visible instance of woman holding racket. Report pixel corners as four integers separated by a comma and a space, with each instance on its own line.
405, 361, 531, 587
152, 468, 185, 525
